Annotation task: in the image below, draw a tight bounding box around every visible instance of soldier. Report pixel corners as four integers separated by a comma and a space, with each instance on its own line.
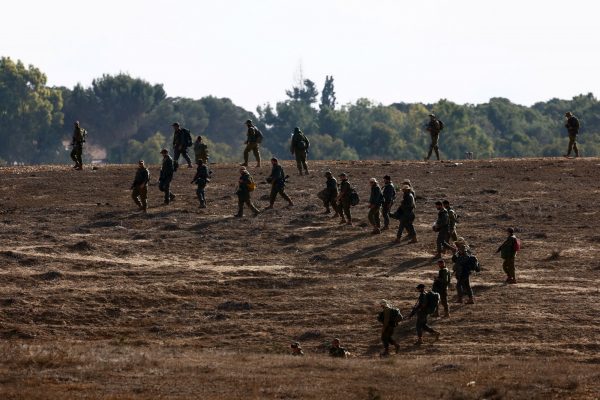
408, 284, 441, 345
496, 227, 520, 284
378, 299, 401, 357
242, 119, 262, 167
235, 166, 260, 217
290, 127, 310, 175
329, 338, 349, 358
131, 160, 150, 212
451, 238, 477, 304
290, 342, 304, 356
443, 200, 459, 242
265, 158, 293, 209
402, 179, 416, 199
191, 159, 210, 208
193, 135, 209, 164
381, 175, 396, 231
336, 173, 353, 226
432, 259, 451, 318
70, 121, 86, 170
171, 122, 193, 171
433, 201, 455, 258
424, 113, 444, 161
367, 178, 383, 234
321, 171, 339, 216
564, 111, 580, 158
158, 148, 176, 205
393, 185, 417, 244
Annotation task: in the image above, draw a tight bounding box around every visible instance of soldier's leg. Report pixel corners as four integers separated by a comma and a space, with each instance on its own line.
173, 148, 181, 170
164, 182, 171, 204
506, 257, 516, 281
381, 327, 390, 351
236, 197, 244, 217
464, 276, 474, 302
434, 145, 440, 161
182, 148, 192, 166
408, 213, 417, 237
396, 218, 406, 239
440, 290, 449, 315
268, 185, 277, 206
432, 134, 440, 160
295, 155, 303, 175
252, 144, 260, 165
345, 202, 352, 223
279, 189, 293, 205
242, 144, 251, 165
368, 208, 375, 226
382, 203, 390, 229
456, 277, 464, 302
131, 187, 142, 208
374, 206, 381, 228
451, 229, 458, 242
70, 147, 77, 163
573, 138, 579, 157
140, 186, 148, 210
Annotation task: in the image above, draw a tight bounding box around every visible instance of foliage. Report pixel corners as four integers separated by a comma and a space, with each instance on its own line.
3, 57, 600, 164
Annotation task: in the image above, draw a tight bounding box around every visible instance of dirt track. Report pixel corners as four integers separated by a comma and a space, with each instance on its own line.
0, 158, 599, 399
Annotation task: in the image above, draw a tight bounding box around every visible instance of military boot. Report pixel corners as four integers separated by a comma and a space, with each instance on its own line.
200, 201, 206, 209
432, 330, 441, 341
415, 337, 423, 346
339, 218, 347, 224
443, 310, 450, 318
465, 297, 474, 304
394, 343, 400, 354
408, 236, 418, 244
298, 169, 303, 176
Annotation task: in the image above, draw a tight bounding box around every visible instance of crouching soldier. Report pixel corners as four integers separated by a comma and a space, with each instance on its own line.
408, 284, 441, 345
329, 338, 349, 358
290, 342, 304, 356
131, 160, 150, 212
191, 159, 210, 208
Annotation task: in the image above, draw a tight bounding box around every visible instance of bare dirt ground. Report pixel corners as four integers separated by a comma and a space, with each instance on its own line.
0, 158, 598, 399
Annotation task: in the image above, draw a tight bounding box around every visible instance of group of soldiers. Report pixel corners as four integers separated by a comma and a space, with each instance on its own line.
68, 113, 543, 358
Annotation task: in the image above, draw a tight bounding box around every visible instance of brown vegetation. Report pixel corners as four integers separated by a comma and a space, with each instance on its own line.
0, 158, 599, 399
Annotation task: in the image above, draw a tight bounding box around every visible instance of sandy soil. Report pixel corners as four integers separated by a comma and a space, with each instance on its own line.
0, 158, 598, 399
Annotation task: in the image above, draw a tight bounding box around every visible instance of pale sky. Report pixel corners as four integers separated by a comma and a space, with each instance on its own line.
2, 0, 598, 111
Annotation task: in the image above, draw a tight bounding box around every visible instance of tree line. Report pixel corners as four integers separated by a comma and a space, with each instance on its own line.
1, 56, 599, 166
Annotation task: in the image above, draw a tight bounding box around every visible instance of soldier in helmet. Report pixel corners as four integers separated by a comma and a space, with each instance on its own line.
265, 158, 293, 209
242, 119, 262, 167
328, 338, 349, 358
158, 148, 176, 205
235, 166, 260, 217
425, 114, 444, 161
70, 121, 86, 170
378, 299, 401, 357
321, 171, 339, 216
131, 160, 150, 212
336, 172, 353, 225
368, 178, 383, 234
381, 175, 396, 231
407, 284, 441, 345
564, 112, 580, 158
290, 342, 304, 356
393, 185, 417, 244
191, 159, 210, 208
290, 127, 310, 175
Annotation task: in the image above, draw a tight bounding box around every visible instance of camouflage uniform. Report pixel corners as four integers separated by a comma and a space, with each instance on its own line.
236, 170, 260, 217
290, 128, 310, 175
452, 249, 476, 303
565, 114, 580, 157
425, 116, 444, 160
338, 177, 352, 224
409, 288, 440, 342
172, 126, 193, 170
131, 164, 150, 211
379, 305, 400, 355
158, 154, 175, 204
497, 232, 518, 282
329, 345, 348, 358
435, 207, 454, 256
323, 175, 339, 215
368, 181, 383, 232
70, 123, 85, 169
193, 138, 209, 163
268, 163, 292, 207
191, 162, 210, 208
396, 190, 416, 240
446, 205, 458, 242
243, 123, 261, 166
381, 181, 396, 229
432, 266, 451, 317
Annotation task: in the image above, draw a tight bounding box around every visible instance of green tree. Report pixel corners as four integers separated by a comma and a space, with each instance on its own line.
286, 79, 319, 105
0, 57, 64, 164
320, 75, 336, 109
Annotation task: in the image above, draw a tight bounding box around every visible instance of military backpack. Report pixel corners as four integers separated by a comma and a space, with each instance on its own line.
350, 189, 360, 206
254, 127, 264, 144
425, 291, 441, 315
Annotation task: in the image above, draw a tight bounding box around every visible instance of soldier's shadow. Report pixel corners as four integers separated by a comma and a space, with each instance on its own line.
336, 242, 396, 264
387, 257, 431, 275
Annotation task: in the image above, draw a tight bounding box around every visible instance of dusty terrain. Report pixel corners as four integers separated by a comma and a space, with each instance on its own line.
0, 158, 598, 399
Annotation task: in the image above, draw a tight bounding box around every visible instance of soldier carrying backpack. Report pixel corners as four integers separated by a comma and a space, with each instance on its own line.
377, 299, 403, 357
290, 127, 310, 175
171, 122, 193, 171
425, 113, 444, 161
408, 284, 441, 345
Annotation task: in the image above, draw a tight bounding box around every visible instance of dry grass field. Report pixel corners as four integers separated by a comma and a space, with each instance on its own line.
0, 158, 599, 399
